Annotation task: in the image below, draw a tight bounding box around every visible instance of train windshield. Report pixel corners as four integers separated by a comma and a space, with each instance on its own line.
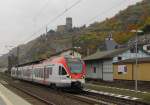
66, 58, 82, 73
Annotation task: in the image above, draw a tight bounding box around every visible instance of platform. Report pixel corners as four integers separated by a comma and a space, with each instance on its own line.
0, 83, 31, 105
0, 96, 6, 105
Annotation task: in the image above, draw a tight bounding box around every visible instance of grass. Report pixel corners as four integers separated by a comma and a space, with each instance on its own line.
85, 83, 150, 103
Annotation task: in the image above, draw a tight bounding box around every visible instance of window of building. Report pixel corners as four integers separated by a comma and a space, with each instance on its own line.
118, 65, 127, 75
118, 56, 122, 61
147, 46, 150, 50
93, 67, 96, 73
91, 65, 97, 73
130, 48, 139, 53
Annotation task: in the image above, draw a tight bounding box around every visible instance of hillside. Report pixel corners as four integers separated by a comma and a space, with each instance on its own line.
0, 0, 150, 67
75, 0, 150, 54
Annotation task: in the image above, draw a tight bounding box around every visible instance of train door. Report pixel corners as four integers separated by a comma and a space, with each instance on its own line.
32, 67, 35, 81
58, 65, 68, 82
44, 67, 46, 81
51, 65, 59, 83
31, 65, 34, 81
44, 64, 54, 84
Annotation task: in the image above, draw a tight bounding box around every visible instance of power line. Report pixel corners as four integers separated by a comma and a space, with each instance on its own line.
23, 0, 82, 44
25, 0, 126, 43
33, 0, 50, 20
86, 0, 127, 25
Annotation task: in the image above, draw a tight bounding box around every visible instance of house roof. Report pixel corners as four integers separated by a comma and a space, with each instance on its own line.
84, 48, 128, 61
113, 57, 150, 64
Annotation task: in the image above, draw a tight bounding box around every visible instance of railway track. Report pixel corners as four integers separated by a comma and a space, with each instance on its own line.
0, 79, 55, 105
1, 73, 149, 105
82, 89, 149, 105
8, 83, 56, 105
1, 81, 111, 105
0, 74, 110, 105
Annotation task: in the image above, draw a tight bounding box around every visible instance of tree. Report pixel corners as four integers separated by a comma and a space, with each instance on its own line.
143, 24, 150, 34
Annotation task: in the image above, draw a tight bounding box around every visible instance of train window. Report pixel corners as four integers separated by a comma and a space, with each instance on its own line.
36, 69, 38, 77
49, 67, 52, 75
66, 58, 83, 73
59, 66, 61, 75
37, 69, 40, 77
93, 67, 96, 73
45, 68, 49, 78
62, 67, 67, 75
39, 68, 44, 78
44, 67, 52, 78
39, 68, 42, 78
39, 69, 41, 78
59, 66, 67, 75
35, 69, 38, 77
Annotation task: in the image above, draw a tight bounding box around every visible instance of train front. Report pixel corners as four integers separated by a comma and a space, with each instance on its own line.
65, 57, 86, 89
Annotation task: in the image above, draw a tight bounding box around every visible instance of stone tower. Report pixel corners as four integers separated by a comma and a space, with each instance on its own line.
66, 17, 72, 31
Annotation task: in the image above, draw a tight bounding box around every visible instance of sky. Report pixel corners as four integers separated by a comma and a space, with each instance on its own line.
0, 0, 142, 54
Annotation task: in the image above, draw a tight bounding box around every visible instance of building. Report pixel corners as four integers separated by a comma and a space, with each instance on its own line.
57, 25, 66, 33
84, 48, 127, 81
66, 17, 72, 31
113, 47, 150, 63
113, 57, 150, 81
84, 47, 150, 81
57, 17, 73, 33
99, 34, 118, 51
57, 48, 81, 59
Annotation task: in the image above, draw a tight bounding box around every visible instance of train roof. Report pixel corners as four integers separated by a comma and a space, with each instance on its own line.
16, 48, 80, 67
16, 55, 79, 67
17, 59, 45, 67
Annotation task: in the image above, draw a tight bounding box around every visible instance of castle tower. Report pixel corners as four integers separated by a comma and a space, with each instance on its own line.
66, 17, 72, 31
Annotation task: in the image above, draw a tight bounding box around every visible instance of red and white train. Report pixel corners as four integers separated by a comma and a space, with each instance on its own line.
11, 56, 86, 89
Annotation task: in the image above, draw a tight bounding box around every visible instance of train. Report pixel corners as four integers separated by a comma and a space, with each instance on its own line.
11, 55, 86, 90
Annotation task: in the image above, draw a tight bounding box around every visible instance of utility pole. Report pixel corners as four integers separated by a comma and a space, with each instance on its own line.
46, 26, 48, 34
131, 29, 143, 92
135, 32, 138, 92
8, 53, 12, 74
72, 35, 74, 56
17, 46, 20, 76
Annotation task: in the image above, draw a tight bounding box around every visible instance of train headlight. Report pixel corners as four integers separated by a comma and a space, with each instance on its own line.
82, 75, 85, 79
66, 75, 71, 78
66, 75, 70, 78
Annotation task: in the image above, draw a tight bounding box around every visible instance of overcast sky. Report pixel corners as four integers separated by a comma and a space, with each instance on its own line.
0, 0, 142, 54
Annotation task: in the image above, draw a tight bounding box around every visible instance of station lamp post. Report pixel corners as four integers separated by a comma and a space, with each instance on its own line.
131, 29, 143, 92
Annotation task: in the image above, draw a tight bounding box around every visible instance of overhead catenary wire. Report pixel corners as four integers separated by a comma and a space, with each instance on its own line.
3, 0, 83, 54
86, 0, 127, 25
23, 0, 82, 44
51, 0, 128, 40
48, 0, 130, 44
27, 0, 127, 43
33, 0, 51, 21
2, 0, 141, 56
